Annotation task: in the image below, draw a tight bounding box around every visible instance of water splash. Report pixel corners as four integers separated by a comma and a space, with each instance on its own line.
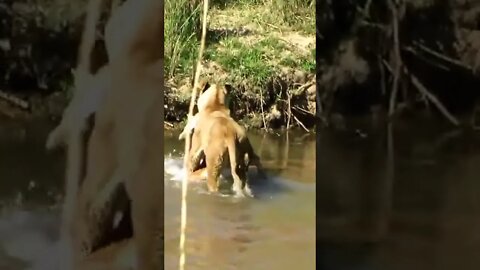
164, 157, 187, 182
0, 208, 64, 270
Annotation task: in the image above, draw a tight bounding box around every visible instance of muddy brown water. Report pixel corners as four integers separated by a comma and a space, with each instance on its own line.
164, 129, 316, 270
318, 116, 480, 270
0, 118, 316, 269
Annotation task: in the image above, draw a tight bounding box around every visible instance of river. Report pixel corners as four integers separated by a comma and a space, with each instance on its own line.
0, 118, 316, 269
164, 129, 316, 270
318, 116, 480, 270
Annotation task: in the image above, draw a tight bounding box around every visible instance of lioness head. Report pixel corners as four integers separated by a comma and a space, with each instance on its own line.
197, 82, 231, 112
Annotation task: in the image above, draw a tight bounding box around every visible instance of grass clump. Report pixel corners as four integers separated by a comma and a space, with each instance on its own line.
206, 35, 315, 86
165, 0, 202, 78
165, 0, 315, 82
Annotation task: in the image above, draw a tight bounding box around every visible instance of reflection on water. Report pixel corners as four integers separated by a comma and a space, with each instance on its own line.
164, 130, 316, 270
318, 117, 480, 270
0, 119, 64, 269
0, 118, 316, 269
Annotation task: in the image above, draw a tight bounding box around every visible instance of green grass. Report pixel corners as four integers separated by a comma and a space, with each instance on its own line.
211, 0, 315, 34
205, 38, 274, 85
271, 0, 315, 34
165, 0, 315, 85
206, 36, 314, 86
165, 0, 201, 78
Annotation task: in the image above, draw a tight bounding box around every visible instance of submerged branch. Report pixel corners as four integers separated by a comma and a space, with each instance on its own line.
406, 67, 460, 126
0, 90, 30, 110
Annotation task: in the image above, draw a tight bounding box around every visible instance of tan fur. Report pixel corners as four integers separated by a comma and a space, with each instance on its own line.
185, 84, 265, 197
47, 0, 107, 268
181, 83, 265, 181
178, 80, 218, 140
50, 0, 164, 269
74, 59, 163, 269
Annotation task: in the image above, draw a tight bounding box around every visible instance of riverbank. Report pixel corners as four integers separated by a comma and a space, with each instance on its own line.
0, 0, 316, 131
165, 0, 316, 130
317, 0, 480, 130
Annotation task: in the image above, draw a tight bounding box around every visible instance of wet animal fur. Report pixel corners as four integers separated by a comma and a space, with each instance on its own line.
49, 0, 164, 269
185, 83, 265, 196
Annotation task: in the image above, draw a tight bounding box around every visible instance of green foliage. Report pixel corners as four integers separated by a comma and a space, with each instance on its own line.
165, 0, 202, 78
165, 0, 315, 84
271, 0, 315, 34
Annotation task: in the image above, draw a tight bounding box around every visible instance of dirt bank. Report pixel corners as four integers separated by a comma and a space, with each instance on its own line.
0, 0, 316, 131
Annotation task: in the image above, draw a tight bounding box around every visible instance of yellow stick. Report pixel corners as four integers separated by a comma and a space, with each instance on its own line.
180, 0, 209, 269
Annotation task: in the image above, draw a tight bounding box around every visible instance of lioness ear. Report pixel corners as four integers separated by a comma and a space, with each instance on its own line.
224, 84, 233, 94
198, 80, 210, 94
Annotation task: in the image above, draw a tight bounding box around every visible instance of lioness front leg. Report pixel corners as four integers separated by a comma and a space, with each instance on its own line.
178, 114, 199, 140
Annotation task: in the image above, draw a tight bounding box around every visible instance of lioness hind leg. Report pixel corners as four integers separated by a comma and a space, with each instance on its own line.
205, 149, 222, 193
242, 138, 267, 179
237, 161, 253, 197
187, 146, 203, 180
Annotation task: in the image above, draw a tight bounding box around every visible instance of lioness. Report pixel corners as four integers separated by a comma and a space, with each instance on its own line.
178, 80, 230, 140
73, 1, 164, 269
180, 82, 265, 182
185, 83, 264, 197
49, 0, 164, 269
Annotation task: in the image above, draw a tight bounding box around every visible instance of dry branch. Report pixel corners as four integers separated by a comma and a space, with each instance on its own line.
412, 41, 474, 72
286, 92, 292, 129
382, 59, 460, 126
406, 67, 460, 126
260, 87, 267, 130
293, 113, 309, 132
387, 0, 402, 117
402, 46, 450, 71
293, 105, 315, 116
0, 90, 29, 110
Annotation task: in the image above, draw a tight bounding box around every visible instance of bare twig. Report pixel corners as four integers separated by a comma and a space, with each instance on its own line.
402, 46, 450, 71
260, 88, 267, 130
0, 90, 29, 110
286, 92, 292, 129
293, 81, 315, 95
378, 56, 386, 96
382, 59, 459, 126
412, 41, 473, 71
406, 68, 460, 126
387, 0, 402, 117
293, 114, 309, 132
293, 105, 315, 116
